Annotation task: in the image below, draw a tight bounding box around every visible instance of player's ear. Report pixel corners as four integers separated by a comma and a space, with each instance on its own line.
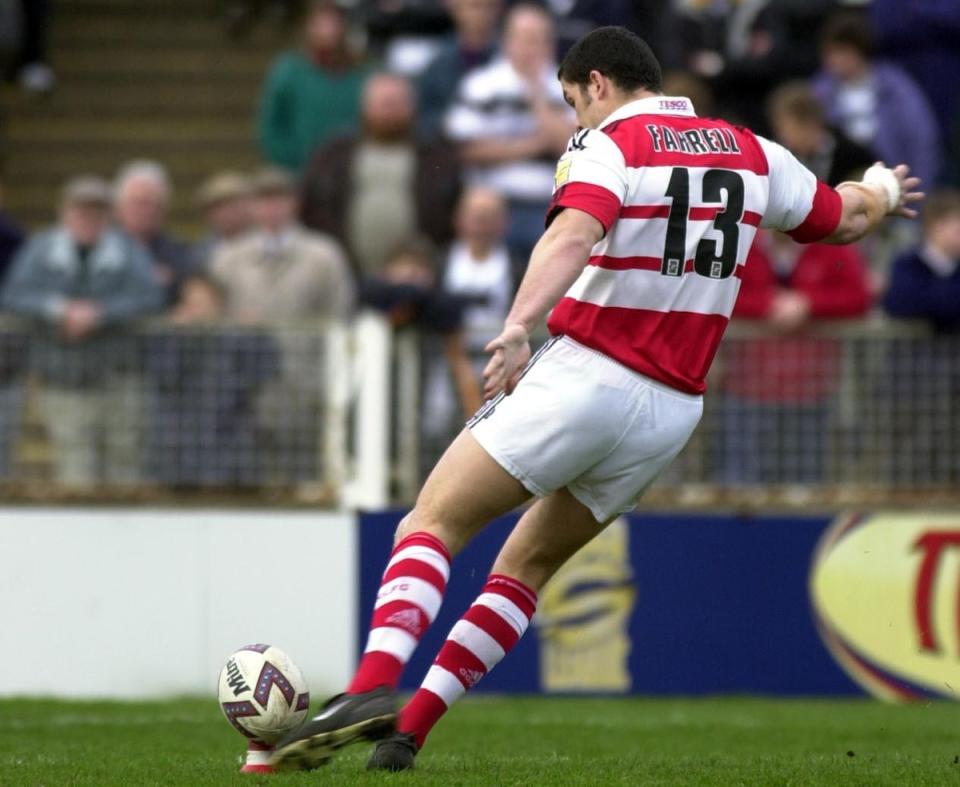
588, 69, 605, 99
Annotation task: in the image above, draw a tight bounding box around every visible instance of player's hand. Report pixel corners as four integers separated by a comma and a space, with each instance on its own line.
888, 163, 923, 219
870, 162, 923, 219
482, 324, 531, 400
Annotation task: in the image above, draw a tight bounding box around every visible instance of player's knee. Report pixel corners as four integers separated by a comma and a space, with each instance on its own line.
393, 513, 417, 546
492, 548, 561, 593
394, 509, 450, 548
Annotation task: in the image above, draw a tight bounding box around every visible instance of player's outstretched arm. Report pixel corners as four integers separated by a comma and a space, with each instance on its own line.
482, 207, 604, 400
824, 163, 923, 245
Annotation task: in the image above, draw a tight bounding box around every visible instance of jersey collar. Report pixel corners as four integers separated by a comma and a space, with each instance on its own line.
599, 95, 697, 130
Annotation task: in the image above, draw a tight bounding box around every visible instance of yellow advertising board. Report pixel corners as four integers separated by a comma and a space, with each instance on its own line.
810, 512, 960, 701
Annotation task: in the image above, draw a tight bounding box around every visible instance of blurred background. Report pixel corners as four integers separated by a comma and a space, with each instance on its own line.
0, 0, 956, 509
0, 0, 957, 511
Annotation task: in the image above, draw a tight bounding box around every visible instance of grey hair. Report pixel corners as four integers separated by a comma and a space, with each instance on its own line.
114, 159, 173, 204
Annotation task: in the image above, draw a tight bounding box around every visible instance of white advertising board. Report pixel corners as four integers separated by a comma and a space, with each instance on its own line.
0, 508, 356, 698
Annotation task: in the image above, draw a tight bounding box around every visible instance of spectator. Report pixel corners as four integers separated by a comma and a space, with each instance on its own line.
209, 168, 355, 482
882, 191, 960, 484
223, 0, 303, 37
416, 0, 503, 141
1, 176, 163, 487
143, 279, 282, 487
441, 186, 516, 350
662, 70, 715, 119
445, 3, 573, 261
870, 0, 960, 185
114, 160, 195, 307
668, 0, 831, 128
0, 180, 25, 284
884, 191, 960, 334
193, 172, 256, 269
768, 80, 876, 187
421, 187, 516, 441
210, 167, 354, 323
511, 0, 635, 59
360, 237, 482, 421
301, 72, 461, 278
257, 0, 374, 171
364, 0, 454, 76
812, 12, 941, 191
714, 232, 872, 485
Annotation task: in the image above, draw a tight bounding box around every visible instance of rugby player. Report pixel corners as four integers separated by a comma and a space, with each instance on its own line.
272, 25, 921, 772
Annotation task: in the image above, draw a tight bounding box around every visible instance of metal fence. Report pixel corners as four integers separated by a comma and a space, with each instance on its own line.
0, 318, 359, 504
411, 318, 960, 508
0, 315, 955, 508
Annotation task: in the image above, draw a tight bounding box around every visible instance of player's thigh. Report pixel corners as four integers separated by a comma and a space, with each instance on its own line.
399, 428, 532, 555
469, 338, 631, 498
491, 487, 611, 592
570, 386, 703, 522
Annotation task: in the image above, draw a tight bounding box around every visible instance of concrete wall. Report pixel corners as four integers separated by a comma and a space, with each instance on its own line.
0, 509, 356, 698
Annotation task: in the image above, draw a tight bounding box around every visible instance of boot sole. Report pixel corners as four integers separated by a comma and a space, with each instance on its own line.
270, 713, 397, 771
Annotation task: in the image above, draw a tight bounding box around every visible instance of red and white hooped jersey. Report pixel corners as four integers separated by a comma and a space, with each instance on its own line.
545, 95, 842, 394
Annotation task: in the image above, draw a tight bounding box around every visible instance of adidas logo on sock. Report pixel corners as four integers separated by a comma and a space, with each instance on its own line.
386, 608, 422, 636
459, 668, 484, 688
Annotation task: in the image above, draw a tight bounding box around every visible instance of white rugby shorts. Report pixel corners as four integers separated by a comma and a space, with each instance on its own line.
469, 336, 703, 522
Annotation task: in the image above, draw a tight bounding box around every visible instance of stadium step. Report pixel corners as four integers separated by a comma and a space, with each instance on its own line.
2, 0, 294, 233
50, 48, 274, 78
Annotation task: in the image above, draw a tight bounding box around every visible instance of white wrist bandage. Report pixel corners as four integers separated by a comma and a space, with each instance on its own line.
862, 165, 900, 213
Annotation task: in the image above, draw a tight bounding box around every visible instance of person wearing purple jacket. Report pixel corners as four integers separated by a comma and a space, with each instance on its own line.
812, 12, 941, 191
869, 0, 960, 186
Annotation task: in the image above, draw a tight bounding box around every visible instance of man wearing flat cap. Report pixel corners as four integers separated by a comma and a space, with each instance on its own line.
208, 166, 355, 482
1, 175, 164, 487
193, 171, 256, 269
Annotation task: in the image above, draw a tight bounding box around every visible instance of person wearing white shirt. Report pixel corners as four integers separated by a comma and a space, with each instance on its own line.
444, 4, 574, 261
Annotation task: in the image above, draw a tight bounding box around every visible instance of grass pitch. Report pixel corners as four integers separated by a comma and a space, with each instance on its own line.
2, 696, 959, 786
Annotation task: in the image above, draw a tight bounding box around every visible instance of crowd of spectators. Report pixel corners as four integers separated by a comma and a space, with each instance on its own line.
0, 0, 956, 490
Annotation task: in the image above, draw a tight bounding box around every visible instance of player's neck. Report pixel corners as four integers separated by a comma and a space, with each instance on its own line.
590, 89, 661, 129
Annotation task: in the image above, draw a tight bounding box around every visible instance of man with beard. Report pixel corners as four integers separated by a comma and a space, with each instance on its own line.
300, 72, 462, 279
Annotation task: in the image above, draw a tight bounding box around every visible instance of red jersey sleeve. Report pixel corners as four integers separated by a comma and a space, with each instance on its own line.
545, 128, 628, 234
756, 136, 842, 244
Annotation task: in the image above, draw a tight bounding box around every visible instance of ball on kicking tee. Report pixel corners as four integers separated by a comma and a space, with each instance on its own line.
217, 644, 310, 744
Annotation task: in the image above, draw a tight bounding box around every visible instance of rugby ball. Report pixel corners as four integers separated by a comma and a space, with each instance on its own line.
217, 644, 310, 743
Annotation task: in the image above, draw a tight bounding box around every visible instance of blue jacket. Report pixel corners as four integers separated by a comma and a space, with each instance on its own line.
1, 226, 164, 385
883, 249, 960, 334
813, 62, 942, 189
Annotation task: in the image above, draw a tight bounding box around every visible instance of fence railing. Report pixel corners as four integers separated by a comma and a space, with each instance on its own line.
0, 315, 389, 507
0, 314, 955, 508
408, 317, 960, 508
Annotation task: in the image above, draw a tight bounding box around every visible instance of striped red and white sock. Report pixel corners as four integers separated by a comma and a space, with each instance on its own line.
347, 531, 451, 694
398, 574, 538, 748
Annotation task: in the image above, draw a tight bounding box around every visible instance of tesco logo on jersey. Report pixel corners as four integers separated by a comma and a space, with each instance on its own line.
810, 512, 960, 701
658, 99, 689, 112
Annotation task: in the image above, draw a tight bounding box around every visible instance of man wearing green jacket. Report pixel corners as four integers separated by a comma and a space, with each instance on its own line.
257, 1, 374, 171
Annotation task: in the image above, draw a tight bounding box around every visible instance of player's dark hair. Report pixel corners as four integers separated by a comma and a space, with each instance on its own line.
558, 26, 662, 94
820, 12, 875, 58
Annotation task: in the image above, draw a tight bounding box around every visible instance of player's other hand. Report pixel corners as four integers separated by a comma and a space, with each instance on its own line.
881, 162, 924, 219
483, 324, 531, 400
